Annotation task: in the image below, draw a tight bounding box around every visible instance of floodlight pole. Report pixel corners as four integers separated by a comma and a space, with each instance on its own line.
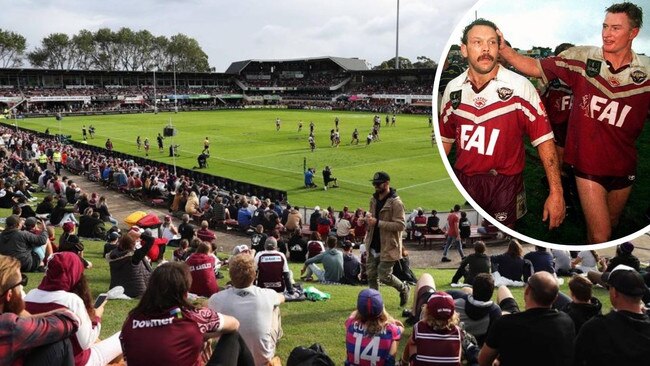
153, 67, 157, 113
395, 0, 400, 70
173, 61, 178, 113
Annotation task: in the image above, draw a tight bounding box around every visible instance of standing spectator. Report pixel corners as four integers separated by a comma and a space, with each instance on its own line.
442, 205, 464, 262
478, 271, 575, 366
451, 241, 491, 285
186, 242, 219, 298
344, 289, 403, 366
364, 171, 409, 306
208, 253, 285, 366
25, 252, 123, 366
0, 254, 80, 366
121, 262, 252, 366
459, 211, 471, 246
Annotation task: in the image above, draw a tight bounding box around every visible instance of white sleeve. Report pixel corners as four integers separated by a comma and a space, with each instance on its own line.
68, 293, 101, 350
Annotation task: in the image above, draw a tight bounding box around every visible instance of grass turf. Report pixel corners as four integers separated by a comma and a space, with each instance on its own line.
20, 237, 615, 364
16, 109, 463, 212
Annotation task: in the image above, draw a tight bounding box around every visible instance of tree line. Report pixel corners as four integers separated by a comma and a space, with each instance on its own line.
0, 27, 211, 72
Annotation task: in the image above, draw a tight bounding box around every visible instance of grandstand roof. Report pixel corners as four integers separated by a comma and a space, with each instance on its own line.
225, 56, 369, 74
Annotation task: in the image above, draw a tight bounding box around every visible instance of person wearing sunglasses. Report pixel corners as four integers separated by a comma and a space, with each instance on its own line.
0, 254, 80, 365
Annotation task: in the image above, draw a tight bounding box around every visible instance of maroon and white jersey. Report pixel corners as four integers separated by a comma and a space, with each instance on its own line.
186, 253, 219, 298
254, 250, 290, 292
121, 307, 223, 366
411, 322, 462, 366
542, 79, 573, 125
538, 46, 650, 177
440, 65, 554, 176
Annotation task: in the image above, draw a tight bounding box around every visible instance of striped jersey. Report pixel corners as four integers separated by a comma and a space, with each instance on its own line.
345, 317, 401, 366
411, 322, 462, 366
439, 65, 554, 176
538, 46, 650, 176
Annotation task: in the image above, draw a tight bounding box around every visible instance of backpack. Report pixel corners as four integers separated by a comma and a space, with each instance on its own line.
287, 343, 335, 366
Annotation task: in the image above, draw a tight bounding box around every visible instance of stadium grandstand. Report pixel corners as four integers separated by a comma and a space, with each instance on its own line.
0, 56, 434, 117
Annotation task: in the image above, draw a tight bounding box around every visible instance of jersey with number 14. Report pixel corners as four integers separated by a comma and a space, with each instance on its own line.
345, 317, 401, 366
439, 65, 554, 176
539, 46, 650, 177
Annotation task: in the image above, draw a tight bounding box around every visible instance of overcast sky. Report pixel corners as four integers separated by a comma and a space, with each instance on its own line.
449, 0, 649, 56
3, 0, 477, 72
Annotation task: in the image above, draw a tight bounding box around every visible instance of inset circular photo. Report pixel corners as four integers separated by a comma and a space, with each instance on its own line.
434, 0, 650, 248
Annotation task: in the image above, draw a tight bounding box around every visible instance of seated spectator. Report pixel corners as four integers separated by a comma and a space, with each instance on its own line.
0, 215, 49, 272
572, 250, 601, 274
341, 241, 361, 285
172, 239, 191, 262
59, 235, 92, 269
574, 265, 650, 365
401, 291, 479, 366
523, 246, 555, 281
587, 242, 640, 286
24, 252, 123, 366
95, 196, 118, 226
478, 272, 576, 366
452, 241, 491, 285
106, 233, 154, 298
309, 206, 321, 232
35, 194, 55, 215
186, 242, 219, 298
316, 211, 332, 239
426, 209, 443, 234
250, 225, 267, 253
491, 239, 525, 282
254, 237, 293, 293
121, 262, 253, 366
103, 231, 120, 257
196, 220, 216, 243
237, 202, 253, 231
351, 208, 367, 244
287, 228, 307, 263
178, 214, 195, 242
412, 209, 428, 240
448, 273, 501, 346
344, 289, 403, 366
78, 209, 106, 239
302, 236, 344, 283
263, 203, 281, 232
49, 198, 78, 226
553, 275, 602, 333
284, 206, 302, 232
551, 248, 578, 277
336, 212, 353, 242
185, 191, 200, 215
16, 197, 36, 218
0, 254, 80, 366
158, 215, 179, 243
208, 253, 285, 366
392, 247, 417, 285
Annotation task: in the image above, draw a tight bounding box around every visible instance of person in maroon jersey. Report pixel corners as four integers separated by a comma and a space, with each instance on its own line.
541, 42, 575, 169
401, 291, 479, 366
254, 237, 293, 293
121, 262, 253, 366
439, 19, 565, 230
186, 242, 219, 298
498, 2, 649, 243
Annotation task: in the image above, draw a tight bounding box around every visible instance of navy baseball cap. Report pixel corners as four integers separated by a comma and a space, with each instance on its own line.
357, 289, 384, 319
602, 265, 648, 297
371, 171, 390, 184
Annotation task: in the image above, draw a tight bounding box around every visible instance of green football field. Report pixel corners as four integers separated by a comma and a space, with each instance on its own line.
18, 109, 463, 211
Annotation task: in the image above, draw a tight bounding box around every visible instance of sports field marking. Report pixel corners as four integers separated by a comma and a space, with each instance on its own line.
399, 177, 453, 191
